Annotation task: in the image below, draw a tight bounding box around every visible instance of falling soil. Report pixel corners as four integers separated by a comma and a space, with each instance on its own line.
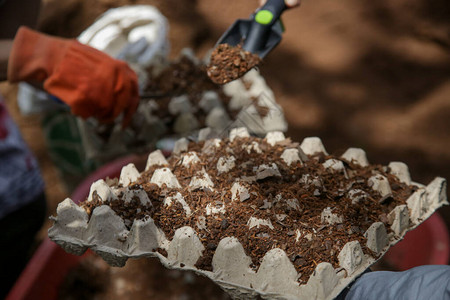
142, 55, 233, 121
80, 135, 415, 284
207, 43, 262, 84
144, 56, 219, 99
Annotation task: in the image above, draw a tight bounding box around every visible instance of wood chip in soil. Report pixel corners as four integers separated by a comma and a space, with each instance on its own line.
80, 136, 415, 284
207, 43, 262, 85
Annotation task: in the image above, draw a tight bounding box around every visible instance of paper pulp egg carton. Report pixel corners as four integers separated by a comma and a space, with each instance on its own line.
49, 128, 447, 300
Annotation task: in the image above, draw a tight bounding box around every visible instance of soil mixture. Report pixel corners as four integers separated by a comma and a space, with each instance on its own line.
81, 135, 415, 284
58, 254, 230, 300
207, 43, 262, 84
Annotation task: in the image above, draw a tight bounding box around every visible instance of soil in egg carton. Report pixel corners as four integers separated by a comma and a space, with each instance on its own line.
81, 136, 415, 284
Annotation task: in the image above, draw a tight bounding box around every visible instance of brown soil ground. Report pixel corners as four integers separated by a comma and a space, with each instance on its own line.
0, 0, 449, 293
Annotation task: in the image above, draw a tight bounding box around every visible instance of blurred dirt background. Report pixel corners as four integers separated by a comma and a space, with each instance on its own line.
1, 0, 449, 260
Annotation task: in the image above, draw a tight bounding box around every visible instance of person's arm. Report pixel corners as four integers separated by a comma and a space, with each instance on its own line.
344, 265, 450, 300
0, 40, 13, 81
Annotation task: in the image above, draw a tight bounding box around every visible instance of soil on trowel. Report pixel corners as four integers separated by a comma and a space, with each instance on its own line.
58, 254, 231, 300
207, 43, 262, 85
80, 136, 415, 284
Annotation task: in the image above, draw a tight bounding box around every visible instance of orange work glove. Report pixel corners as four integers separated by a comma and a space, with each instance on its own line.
8, 26, 139, 127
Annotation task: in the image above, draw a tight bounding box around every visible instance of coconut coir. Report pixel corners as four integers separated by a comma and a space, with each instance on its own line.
80, 136, 414, 284
207, 44, 262, 85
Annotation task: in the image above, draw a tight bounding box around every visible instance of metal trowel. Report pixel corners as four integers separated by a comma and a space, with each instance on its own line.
216, 0, 288, 58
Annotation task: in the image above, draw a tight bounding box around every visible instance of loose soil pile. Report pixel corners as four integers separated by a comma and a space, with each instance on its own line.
81, 135, 414, 283
207, 44, 262, 84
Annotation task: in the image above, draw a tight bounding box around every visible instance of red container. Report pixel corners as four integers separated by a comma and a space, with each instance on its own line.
6, 155, 137, 300
383, 210, 450, 269
6, 156, 450, 299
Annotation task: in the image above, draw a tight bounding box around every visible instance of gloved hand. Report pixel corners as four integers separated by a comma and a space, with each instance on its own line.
8, 26, 139, 127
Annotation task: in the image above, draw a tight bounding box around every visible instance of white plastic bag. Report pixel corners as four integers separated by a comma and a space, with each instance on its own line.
78, 5, 169, 90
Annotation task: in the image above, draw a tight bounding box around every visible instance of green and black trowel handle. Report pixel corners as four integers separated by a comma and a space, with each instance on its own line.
216, 0, 288, 58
